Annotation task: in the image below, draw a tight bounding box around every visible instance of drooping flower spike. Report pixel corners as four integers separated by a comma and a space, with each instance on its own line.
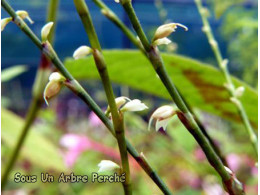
43, 72, 66, 106
97, 160, 120, 173
148, 105, 178, 131
105, 96, 148, 115
73, 46, 93, 59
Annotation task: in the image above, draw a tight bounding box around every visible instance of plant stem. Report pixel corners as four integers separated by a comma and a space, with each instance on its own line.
92, 0, 145, 54
1, 0, 59, 190
2, 2, 172, 193
119, 1, 244, 194
73, 0, 132, 193
194, 0, 258, 157
92, 0, 227, 166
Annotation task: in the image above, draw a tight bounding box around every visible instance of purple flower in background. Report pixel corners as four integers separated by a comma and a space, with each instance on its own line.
226, 153, 241, 172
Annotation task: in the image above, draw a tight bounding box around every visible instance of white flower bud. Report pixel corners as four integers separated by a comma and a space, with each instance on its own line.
234, 86, 245, 98
209, 39, 217, 48
98, 160, 120, 173
43, 72, 65, 106
152, 37, 172, 46
221, 59, 229, 69
1, 18, 12, 31
73, 46, 93, 59
153, 23, 188, 41
114, 0, 120, 3
16, 10, 34, 24
148, 105, 177, 131
224, 166, 233, 175
41, 22, 54, 42
201, 26, 210, 33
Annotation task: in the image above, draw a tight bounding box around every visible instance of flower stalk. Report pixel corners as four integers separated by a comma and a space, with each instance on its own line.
194, 0, 257, 157
1, 1, 172, 194
116, 0, 244, 194
73, 0, 132, 193
1, 0, 59, 190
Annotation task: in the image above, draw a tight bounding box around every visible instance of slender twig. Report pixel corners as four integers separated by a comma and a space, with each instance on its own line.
92, 0, 228, 166
1, 1, 172, 194
194, 0, 258, 157
73, 0, 131, 193
117, 0, 244, 194
1, 0, 59, 190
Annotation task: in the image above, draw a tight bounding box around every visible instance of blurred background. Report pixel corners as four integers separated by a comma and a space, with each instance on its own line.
1, 0, 258, 194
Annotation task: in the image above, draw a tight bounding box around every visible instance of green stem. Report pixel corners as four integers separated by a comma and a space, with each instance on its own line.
119, 1, 244, 194
1, 0, 59, 190
194, 0, 257, 157
73, 0, 131, 193
92, 0, 145, 54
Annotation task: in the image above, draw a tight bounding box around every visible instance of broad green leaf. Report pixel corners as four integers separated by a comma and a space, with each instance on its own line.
65, 50, 257, 128
1, 65, 28, 82
1, 109, 65, 171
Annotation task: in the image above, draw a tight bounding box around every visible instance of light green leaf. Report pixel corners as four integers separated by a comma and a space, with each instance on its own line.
1, 109, 65, 171
65, 50, 257, 128
1, 65, 28, 82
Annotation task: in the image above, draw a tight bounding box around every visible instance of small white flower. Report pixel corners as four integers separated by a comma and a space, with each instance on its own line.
16, 10, 34, 24
148, 105, 177, 131
43, 72, 65, 106
106, 97, 148, 115
1, 18, 12, 31
120, 99, 148, 112
98, 160, 120, 173
114, 0, 120, 3
234, 86, 245, 98
73, 46, 93, 59
41, 22, 54, 42
153, 23, 188, 41
152, 37, 172, 46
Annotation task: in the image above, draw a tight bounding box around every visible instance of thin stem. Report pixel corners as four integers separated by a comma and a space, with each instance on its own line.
92, 0, 145, 54
194, 0, 257, 157
1, 2, 172, 194
1, 0, 59, 190
92, 0, 227, 166
73, 0, 131, 193
119, 1, 244, 194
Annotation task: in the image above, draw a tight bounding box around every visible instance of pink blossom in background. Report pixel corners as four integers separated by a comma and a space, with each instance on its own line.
202, 182, 228, 195
226, 153, 241, 172
60, 134, 140, 172
89, 111, 103, 127
194, 148, 206, 161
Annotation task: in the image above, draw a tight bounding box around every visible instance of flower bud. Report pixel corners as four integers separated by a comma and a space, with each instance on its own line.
152, 37, 172, 46
41, 22, 54, 42
230, 97, 241, 108
73, 46, 93, 59
98, 160, 120, 173
16, 10, 34, 24
148, 105, 177, 131
114, 0, 120, 3
221, 59, 229, 69
234, 86, 245, 98
153, 23, 188, 41
1, 18, 12, 31
43, 72, 65, 105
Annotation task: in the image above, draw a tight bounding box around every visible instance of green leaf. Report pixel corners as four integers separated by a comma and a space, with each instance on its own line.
65, 50, 257, 128
1, 109, 65, 171
1, 65, 28, 82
